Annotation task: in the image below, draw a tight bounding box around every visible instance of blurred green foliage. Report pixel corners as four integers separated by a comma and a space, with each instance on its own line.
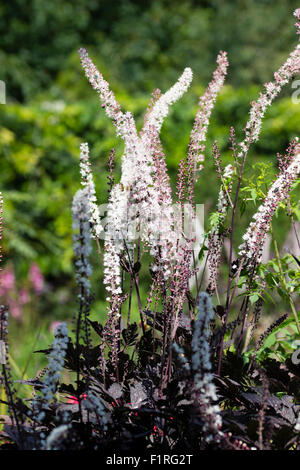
0, 0, 299, 102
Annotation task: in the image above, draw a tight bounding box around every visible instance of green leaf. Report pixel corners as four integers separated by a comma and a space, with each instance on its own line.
249, 293, 259, 304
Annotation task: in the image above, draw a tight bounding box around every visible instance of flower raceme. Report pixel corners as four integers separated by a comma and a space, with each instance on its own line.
79, 142, 103, 240
187, 51, 229, 189
30, 322, 69, 428
238, 150, 300, 264
79, 49, 193, 290
72, 188, 93, 297
238, 12, 300, 159
192, 292, 223, 442
78, 48, 228, 297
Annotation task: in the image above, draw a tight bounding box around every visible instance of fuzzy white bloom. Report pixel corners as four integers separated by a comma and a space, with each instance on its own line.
135, 68, 194, 270
103, 184, 128, 297
139, 71, 194, 267
79, 47, 194, 279
143, 67, 193, 134
117, 72, 193, 276
79, 48, 135, 143
121, 68, 192, 266
79, 142, 103, 239
103, 241, 122, 300
79, 48, 142, 189
238, 153, 300, 263
188, 51, 228, 171
72, 188, 93, 296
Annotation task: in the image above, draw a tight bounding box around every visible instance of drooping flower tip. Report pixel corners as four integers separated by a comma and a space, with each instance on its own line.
217, 50, 229, 70
144, 66, 193, 134
78, 47, 88, 58
54, 321, 68, 339
294, 8, 300, 20
183, 67, 193, 81
80, 142, 89, 153
79, 142, 103, 238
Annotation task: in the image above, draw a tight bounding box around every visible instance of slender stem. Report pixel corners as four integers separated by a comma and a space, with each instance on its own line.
192, 249, 199, 295
95, 237, 103, 264
220, 174, 234, 209
286, 197, 300, 251
199, 251, 208, 292
75, 222, 86, 424
217, 143, 250, 375
126, 279, 133, 327
122, 238, 145, 334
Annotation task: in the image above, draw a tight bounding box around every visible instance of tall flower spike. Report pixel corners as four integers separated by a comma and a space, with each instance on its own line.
138, 69, 193, 270
79, 143, 103, 239
294, 8, 300, 35
142, 67, 193, 136
187, 51, 229, 187
41, 322, 69, 404
79, 48, 193, 277
238, 36, 300, 157
78, 48, 134, 140
72, 188, 93, 297
79, 48, 140, 188
71, 187, 93, 347
79, 49, 150, 252
124, 67, 193, 225
238, 150, 300, 264
32, 323, 69, 426
140, 70, 192, 258
192, 292, 223, 442
103, 184, 128, 299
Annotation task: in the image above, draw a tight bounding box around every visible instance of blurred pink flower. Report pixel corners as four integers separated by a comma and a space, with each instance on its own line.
29, 263, 44, 294
0, 268, 15, 295
50, 321, 62, 333
9, 300, 21, 319
19, 288, 29, 305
